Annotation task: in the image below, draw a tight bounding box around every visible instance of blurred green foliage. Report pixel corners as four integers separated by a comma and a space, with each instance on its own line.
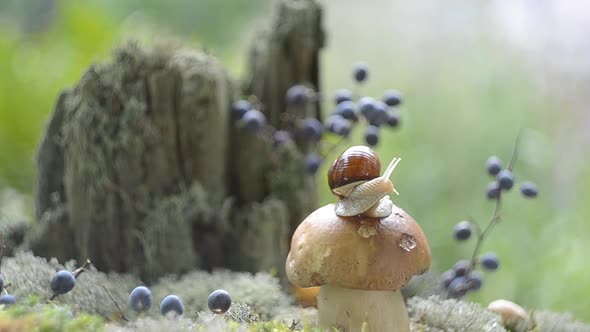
0, 0, 588, 324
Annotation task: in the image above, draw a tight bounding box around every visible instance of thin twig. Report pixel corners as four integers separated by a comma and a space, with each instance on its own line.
465, 132, 521, 275
467, 195, 502, 274
72, 259, 92, 278
101, 284, 134, 326
507, 130, 522, 171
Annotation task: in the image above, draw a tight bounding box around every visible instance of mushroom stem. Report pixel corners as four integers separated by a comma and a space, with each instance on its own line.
317, 284, 409, 332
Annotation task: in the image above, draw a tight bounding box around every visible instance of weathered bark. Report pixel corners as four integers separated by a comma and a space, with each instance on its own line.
28, 0, 324, 282
242, 0, 325, 235
245, 0, 325, 126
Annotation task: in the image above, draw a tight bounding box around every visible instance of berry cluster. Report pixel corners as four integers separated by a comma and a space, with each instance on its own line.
231, 62, 405, 175
129, 286, 232, 317
442, 140, 539, 299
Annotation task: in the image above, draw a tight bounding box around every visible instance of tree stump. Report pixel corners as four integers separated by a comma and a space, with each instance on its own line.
27, 0, 324, 283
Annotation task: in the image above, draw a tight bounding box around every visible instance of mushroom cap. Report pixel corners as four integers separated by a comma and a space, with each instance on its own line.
286, 203, 431, 291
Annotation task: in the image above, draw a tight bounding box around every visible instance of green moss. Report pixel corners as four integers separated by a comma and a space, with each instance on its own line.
0, 301, 104, 332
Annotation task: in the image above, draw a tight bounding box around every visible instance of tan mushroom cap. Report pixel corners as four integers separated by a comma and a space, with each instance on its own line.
286, 203, 431, 291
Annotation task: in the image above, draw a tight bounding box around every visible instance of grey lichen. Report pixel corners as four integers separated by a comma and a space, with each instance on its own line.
150, 269, 295, 321
223, 302, 260, 324
408, 296, 507, 332
2, 251, 141, 317
518, 310, 590, 332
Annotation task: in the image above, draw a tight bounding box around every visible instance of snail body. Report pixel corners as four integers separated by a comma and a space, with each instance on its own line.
329, 146, 400, 218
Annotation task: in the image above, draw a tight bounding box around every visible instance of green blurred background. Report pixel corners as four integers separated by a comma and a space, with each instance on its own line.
0, 0, 588, 322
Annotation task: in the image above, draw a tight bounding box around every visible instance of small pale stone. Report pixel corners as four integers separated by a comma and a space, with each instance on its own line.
488, 299, 527, 324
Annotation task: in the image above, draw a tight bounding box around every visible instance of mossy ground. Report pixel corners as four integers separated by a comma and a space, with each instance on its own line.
0, 252, 588, 331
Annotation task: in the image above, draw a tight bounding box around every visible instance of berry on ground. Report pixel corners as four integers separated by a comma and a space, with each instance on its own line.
208, 289, 232, 314
129, 286, 153, 312
383, 90, 402, 107
160, 295, 184, 316
520, 181, 539, 198
51, 270, 76, 295
0, 294, 16, 306
496, 169, 514, 190
453, 221, 472, 241
353, 63, 369, 83
480, 252, 500, 271
486, 156, 502, 176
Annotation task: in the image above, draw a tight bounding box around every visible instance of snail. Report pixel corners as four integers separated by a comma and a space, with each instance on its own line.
328, 146, 400, 218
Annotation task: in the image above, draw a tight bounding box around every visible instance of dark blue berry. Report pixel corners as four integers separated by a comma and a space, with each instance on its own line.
304, 153, 322, 175
324, 114, 343, 132
208, 289, 232, 314
448, 276, 468, 298
467, 271, 483, 291
486, 156, 502, 176
334, 89, 353, 104
353, 63, 369, 83
51, 270, 75, 295
520, 181, 538, 198
272, 130, 292, 149
486, 182, 501, 200
386, 110, 400, 127
368, 101, 388, 126
481, 253, 499, 271
496, 169, 514, 190
335, 101, 357, 120
453, 260, 470, 277
301, 118, 323, 141
129, 286, 153, 312
0, 294, 16, 306
453, 221, 472, 241
242, 110, 266, 134
286, 85, 308, 106
364, 125, 380, 146
358, 97, 376, 117
441, 270, 456, 289
160, 295, 184, 316
332, 118, 351, 137
232, 100, 251, 120
383, 90, 402, 107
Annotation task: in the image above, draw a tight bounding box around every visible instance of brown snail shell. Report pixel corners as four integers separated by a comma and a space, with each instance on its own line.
328, 146, 381, 199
